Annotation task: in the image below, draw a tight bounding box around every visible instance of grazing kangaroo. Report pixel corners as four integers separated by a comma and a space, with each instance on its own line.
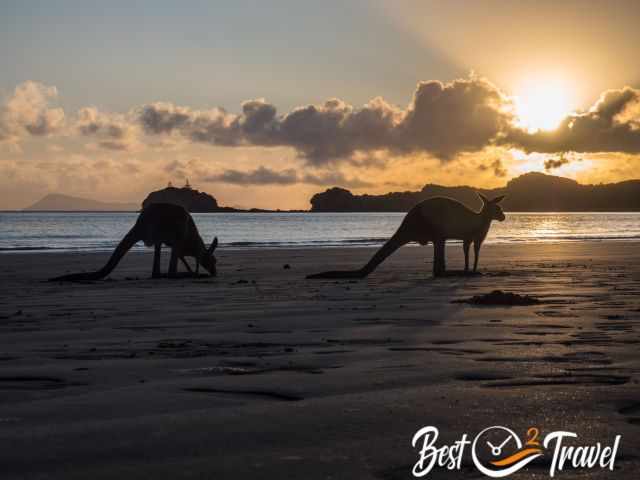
307, 193, 506, 279
50, 203, 218, 281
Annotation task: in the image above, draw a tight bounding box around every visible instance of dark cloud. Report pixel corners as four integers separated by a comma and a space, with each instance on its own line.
504, 87, 640, 154
276, 97, 399, 164
544, 155, 570, 171
125, 80, 640, 162
139, 102, 245, 146
204, 166, 372, 188
301, 171, 373, 188
204, 166, 298, 185
136, 77, 512, 164
543, 153, 582, 171
137, 97, 397, 163
240, 99, 279, 144
24, 114, 62, 136
76, 107, 137, 151
138, 102, 193, 135
397, 78, 513, 159
478, 158, 507, 177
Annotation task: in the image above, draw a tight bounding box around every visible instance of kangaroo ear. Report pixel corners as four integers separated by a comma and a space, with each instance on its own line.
208, 236, 218, 254
492, 195, 506, 203
477, 192, 489, 204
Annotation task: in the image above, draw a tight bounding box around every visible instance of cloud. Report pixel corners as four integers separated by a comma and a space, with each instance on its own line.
543, 153, 583, 171
164, 159, 183, 174
397, 77, 513, 159
0, 81, 65, 144
204, 165, 373, 188
504, 87, 640, 154
136, 76, 513, 164
205, 166, 298, 185
76, 107, 139, 151
8, 78, 640, 168
276, 96, 400, 164
138, 102, 243, 146
544, 155, 570, 171
301, 171, 373, 188
137, 81, 640, 163
478, 158, 507, 177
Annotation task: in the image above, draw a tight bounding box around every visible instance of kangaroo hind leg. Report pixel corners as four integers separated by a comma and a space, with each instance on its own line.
152, 243, 162, 278
473, 241, 481, 272
168, 244, 182, 278
463, 240, 471, 272
180, 257, 193, 274
433, 239, 446, 277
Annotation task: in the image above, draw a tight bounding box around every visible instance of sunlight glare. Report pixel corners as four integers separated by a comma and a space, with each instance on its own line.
514, 78, 573, 132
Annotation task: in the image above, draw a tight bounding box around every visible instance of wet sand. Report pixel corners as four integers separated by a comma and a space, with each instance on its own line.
0, 242, 639, 479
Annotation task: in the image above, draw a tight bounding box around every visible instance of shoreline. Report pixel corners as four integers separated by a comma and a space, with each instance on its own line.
1, 236, 640, 255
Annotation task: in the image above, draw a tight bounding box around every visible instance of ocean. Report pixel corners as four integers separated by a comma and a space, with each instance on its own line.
1, 211, 639, 253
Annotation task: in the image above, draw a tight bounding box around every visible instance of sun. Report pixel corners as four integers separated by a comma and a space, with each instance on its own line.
514, 78, 573, 132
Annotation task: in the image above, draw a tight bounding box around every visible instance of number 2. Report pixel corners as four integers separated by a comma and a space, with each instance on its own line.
526, 427, 541, 446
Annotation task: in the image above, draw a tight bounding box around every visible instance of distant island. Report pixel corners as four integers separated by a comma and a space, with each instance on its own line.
142, 183, 226, 212
142, 181, 284, 213
24, 194, 139, 211
310, 172, 640, 212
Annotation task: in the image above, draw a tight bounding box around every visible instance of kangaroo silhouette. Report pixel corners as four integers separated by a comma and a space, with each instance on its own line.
49, 203, 218, 281
307, 193, 506, 279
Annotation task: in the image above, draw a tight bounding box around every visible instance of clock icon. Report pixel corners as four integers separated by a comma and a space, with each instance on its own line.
487, 434, 515, 457
471, 426, 542, 478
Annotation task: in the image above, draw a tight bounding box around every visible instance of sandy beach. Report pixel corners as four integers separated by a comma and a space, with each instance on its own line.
1, 242, 639, 479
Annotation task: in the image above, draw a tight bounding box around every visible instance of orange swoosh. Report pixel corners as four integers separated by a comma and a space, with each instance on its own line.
490, 448, 543, 467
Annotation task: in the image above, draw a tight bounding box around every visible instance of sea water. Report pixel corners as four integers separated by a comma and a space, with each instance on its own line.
0, 212, 639, 253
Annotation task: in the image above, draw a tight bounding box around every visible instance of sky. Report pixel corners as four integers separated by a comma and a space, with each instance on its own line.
2, 0, 640, 210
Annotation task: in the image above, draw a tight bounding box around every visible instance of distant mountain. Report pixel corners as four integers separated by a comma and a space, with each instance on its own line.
25, 194, 139, 211
310, 172, 640, 212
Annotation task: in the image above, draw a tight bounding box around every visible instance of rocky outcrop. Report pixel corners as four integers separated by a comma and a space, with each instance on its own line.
142, 187, 222, 212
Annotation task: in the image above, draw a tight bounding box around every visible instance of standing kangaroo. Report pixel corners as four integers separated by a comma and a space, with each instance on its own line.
49, 203, 218, 281
307, 193, 506, 279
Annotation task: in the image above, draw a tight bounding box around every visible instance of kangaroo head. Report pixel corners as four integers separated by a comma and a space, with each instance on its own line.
200, 236, 218, 276
478, 193, 506, 222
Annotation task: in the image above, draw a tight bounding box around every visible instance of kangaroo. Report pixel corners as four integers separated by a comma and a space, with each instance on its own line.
49, 203, 218, 281
307, 193, 506, 279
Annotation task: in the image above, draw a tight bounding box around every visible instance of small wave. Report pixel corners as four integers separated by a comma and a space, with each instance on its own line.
0, 246, 60, 251
2, 233, 640, 254
487, 234, 640, 243
341, 237, 390, 244
0, 244, 148, 253
227, 238, 389, 248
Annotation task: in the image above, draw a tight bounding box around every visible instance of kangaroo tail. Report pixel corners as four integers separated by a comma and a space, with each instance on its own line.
49, 226, 140, 282
306, 231, 409, 279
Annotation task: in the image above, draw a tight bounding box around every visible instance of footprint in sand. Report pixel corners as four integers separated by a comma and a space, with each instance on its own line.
0, 375, 88, 390
182, 387, 303, 401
